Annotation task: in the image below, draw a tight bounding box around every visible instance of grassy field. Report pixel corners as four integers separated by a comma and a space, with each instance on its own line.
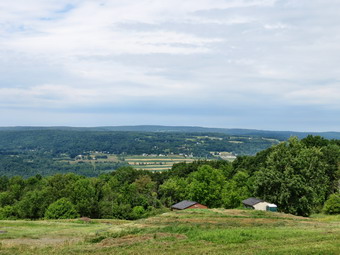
124, 155, 198, 171
67, 154, 201, 172
0, 209, 339, 255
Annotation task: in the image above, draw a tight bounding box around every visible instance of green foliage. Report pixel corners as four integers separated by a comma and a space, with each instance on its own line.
254, 137, 333, 216
321, 144, 340, 194
301, 135, 329, 147
70, 178, 98, 217
16, 189, 54, 219
0, 135, 338, 220
170, 160, 231, 178
0, 130, 278, 177
133, 175, 156, 194
112, 203, 133, 219
0, 205, 17, 219
187, 165, 225, 207
0, 191, 15, 207
159, 177, 188, 207
45, 198, 79, 219
98, 200, 114, 219
323, 194, 340, 214
0, 176, 9, 191
113, 166, 143, 184
131, 206, 145, 219
222, 171, 251, 208
46, 173, 81, 199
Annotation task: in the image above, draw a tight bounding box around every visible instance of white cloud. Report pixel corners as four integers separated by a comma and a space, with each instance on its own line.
0, 0, 340, 130
284, 85, 340, 106
1, 1, 227, 60
264, 23, 289, 30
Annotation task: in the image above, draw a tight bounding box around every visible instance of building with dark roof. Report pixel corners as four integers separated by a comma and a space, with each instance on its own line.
242, 197, 277, 212
242, 197, 264, 208
171, 200, 208, 210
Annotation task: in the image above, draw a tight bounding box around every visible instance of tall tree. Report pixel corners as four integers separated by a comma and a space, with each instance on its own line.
254, 137, 330, 216
187, 165, 225, 207
70, 178, 98, 217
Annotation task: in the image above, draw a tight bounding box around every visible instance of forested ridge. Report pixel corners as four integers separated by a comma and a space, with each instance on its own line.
0, 130, 278, 177
1, 125, 340, 140
0, 130, 277, 157
0, 135, 339, 219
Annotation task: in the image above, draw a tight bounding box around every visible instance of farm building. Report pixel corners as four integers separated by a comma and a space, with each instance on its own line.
171, 200, 208, 210
242, 197, 277, 212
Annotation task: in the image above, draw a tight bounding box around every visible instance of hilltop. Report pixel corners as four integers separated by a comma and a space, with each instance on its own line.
0, 209, 339, 254
1, 125, 340, 140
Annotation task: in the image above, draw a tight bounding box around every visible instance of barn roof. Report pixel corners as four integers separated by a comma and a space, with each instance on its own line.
242, 197, 264, 206
171, 200, 198, 210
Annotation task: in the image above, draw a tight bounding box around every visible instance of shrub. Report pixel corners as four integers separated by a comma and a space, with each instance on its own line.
131, 206, 145, 219
0, 205, 17, 220
45, 198, 79, 219
323, 194, 340, 215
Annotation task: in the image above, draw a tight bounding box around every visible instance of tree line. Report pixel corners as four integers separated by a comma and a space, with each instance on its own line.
0, 136, 339, 219
0, 130, 279, 177
0, 130, 277, 158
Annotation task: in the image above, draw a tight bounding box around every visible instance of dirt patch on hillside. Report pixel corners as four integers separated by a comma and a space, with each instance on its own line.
236, 217, 283, 225
211, 209, 251, 217
1, 237, 80, 247
98, 233, 186, 247
176, 217, 282, 226
211, 209, 310, 220
177, 218, 221, 224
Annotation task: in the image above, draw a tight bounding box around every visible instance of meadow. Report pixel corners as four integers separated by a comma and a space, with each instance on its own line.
0, 209, 339, 255
124, 155, 197, 171
70, 154, 201, 172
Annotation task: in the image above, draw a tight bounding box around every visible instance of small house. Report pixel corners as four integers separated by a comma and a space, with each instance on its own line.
242, 197, 277, 212
171, 200, 208, 210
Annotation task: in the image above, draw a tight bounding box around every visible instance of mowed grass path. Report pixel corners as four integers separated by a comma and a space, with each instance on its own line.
0, 209, 339, 255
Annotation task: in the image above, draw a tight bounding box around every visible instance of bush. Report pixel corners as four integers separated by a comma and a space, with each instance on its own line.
131, 206, 145, 219
0, 205, 17, 220
323, 194, 340, 215
45, 198, 79, 219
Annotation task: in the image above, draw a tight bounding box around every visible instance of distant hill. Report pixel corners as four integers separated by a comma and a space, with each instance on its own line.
0, 125, 340, 140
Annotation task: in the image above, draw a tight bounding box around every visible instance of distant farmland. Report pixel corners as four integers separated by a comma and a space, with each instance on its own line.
124, 155, 198, 171
71, 153, 204, 172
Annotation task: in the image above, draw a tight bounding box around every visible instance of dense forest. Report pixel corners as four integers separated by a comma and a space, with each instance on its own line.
0, 130, 279, 177
2, 125, 340, 140
0, 135, 339, 219
0, 130, 278, 157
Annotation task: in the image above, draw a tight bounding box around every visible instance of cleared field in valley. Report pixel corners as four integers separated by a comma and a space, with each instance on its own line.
124, 155, 198, 171
67, 154, 203, 172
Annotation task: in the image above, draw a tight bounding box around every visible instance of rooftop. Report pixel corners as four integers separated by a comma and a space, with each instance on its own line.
242, 197, 264, 206
171, 200, 198, 210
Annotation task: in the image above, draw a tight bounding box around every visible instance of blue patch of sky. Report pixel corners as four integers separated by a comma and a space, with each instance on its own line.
55, 4, 76, 14
53, 99, 255, 116
116, 21, 233, 39
2, 24, 27, 34
300, 79, 340, 86
0, 63, 71, 88
4, 101, 338, 131
39, 17, 55, 21
38, 4, 76, 21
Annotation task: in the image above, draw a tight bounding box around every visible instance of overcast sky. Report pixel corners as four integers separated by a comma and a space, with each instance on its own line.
1, 0, 339, 131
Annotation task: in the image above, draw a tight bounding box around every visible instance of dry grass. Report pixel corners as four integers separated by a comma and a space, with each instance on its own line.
0, 209, 339, 255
